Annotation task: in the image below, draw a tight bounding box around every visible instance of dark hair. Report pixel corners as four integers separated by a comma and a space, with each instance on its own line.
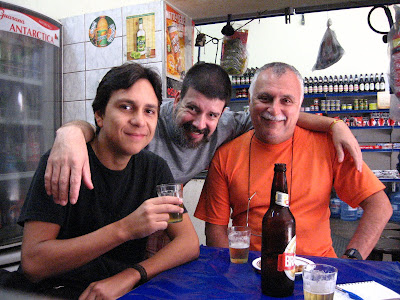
180, 62, 231, 106
92, 62, 162, 131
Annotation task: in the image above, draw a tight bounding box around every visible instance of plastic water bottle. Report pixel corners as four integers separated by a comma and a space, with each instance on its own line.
357, 206, 364, 219
330, 198, 341, 218
390, 187, 400, 222
340, 201, 358, 221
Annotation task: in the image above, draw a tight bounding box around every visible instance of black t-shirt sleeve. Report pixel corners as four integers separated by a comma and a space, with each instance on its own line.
18, 150, 66, 227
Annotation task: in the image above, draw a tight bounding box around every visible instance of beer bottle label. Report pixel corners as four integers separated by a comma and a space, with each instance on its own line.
277, 235, 296, 281
275, 192, 289, 207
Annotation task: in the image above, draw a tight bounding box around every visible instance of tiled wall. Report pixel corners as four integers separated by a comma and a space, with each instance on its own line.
60, 1, 192, 126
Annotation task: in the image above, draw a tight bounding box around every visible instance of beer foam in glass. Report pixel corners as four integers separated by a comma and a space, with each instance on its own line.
302, 264, 338, 300
227, 226, 251, 264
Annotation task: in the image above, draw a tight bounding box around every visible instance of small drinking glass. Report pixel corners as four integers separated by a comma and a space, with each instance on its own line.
227, 226, 251, 264
156, 183, 183, 223
302, 264, 338, 300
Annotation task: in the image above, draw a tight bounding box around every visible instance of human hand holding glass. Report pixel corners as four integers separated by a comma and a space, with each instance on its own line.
156, 183, 184, 223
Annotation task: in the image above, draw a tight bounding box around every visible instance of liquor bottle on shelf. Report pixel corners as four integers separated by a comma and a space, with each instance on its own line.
343, 75, 349, 93
359, 74, 365, 92
369, 74, 375, 92
313, 77, 318, 94
328, 76, 333, 93
318, 76, 323, 93
243, 72, 248, 85
353, 74, 359, 93
333, 75, 339, 93
348, 75, 354, 92
379, 73, 385, 91
231, 76, 237, 85
323, 76, 328, 93
364, 74, 370, 92
338, 75, 344, 93
309, 77, 314, 94
374, 73, 380, 92
304, 77, 308, 94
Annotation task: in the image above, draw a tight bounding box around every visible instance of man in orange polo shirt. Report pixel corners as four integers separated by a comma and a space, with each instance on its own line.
194, 62, 392, 259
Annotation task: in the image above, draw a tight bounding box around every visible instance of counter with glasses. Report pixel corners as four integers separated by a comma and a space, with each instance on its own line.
120, 245, 400, 299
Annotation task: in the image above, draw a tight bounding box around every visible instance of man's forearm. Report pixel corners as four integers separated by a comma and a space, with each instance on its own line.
139, 215, 200, 280
58, 120, 96, 143
344, 191, 392, 259
205, 223, 229, 248
297, 112, 335, 132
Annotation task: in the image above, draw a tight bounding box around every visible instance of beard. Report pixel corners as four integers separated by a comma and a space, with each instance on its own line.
171, 109, 211, 149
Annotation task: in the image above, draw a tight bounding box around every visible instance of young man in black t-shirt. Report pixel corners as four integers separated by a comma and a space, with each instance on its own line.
17, 63, 199, 299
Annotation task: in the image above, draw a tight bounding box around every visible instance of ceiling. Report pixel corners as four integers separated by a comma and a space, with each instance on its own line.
167, 0, 399, 24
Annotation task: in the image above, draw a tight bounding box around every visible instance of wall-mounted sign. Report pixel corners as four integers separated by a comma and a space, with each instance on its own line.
89, 16, 116, 47
126, 13, 155, 60
166, 4, 186, 81
0, 7, 60, 47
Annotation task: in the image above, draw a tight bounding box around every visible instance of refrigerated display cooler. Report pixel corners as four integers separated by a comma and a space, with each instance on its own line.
0, 2, 62, 270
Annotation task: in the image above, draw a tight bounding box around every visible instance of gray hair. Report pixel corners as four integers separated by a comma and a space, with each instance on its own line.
249, 62, 304, 98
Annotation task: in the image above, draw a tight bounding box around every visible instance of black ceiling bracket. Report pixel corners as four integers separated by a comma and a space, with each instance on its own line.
285, 7, 295, 24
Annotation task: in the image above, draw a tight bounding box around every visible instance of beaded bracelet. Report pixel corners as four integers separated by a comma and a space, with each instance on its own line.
132, 263, 148, 285
329, 119, 343, 132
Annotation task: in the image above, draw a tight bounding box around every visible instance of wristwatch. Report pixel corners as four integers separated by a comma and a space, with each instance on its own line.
343, 248, 363, 260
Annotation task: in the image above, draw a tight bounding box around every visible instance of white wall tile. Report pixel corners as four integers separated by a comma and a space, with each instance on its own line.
61, 15, 85, 45
86, 99, 95, 125
85, 37, 123, 70
63, 43, 85, 73
143, 61, 163, 77
122, 1, 163, 36
63, 100, 86, 124
84, 8, 123, 43
63, 72, 85, 101
86, 68, 110, 100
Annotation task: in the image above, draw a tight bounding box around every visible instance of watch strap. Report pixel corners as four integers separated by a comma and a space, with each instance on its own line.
344, 248, 363, 260
132, 263, 148, 285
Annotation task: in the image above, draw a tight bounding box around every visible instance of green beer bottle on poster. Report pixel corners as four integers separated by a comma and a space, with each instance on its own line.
137, 18, 146, 55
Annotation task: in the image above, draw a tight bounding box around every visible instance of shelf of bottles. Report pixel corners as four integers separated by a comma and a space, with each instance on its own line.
230, 67, 257, 101
0, 39, 43, 84
304, 73, 385, 95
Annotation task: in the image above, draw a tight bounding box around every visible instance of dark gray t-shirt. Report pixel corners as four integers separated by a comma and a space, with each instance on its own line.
146, 100, 252, 183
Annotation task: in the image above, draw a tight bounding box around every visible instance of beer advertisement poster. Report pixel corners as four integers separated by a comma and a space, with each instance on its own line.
126, 13, 155, 60
89, 16, 116, 48
166, 4, 186, 81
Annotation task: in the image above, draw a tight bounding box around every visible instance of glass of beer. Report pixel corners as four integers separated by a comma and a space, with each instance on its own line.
227, 226, 251, 264
302, 264, 338, 300
156, 183, 184, 223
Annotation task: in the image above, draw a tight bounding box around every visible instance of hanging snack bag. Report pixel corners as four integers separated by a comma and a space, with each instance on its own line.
313, 19, 344, 71
389, 5, 400, 98
220, 29, 248, 75
388, 5, 400, 122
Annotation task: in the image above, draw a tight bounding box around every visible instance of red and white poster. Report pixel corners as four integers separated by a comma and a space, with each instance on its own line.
165, 4, 186, 81
0, 7, 60, 47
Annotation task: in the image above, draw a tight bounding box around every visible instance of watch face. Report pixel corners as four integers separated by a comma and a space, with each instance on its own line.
345, 249, 362, 260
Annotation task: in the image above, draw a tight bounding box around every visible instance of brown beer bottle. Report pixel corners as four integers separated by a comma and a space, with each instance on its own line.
261, 163, 296, 297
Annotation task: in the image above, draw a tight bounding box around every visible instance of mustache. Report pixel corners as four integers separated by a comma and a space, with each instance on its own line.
182, 123, 210, 136
261, 111, 287, 121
